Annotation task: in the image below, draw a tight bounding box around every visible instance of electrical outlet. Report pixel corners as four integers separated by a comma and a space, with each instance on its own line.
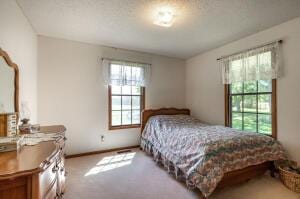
101, 135, 105, 142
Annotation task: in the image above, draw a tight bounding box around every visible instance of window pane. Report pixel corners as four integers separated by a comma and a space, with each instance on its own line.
122, 86, 131, 95
132, 96, 140, 110
258, 80, 272, 93
258, 94, 271, 113
231, 96, 242, 112
111, 86, 121, 94
231, 82, 243, 94
122, 111, 131, 125
244, 81, 257, 93
132, 110, 140, 124
132, 86, 141, 95
243, 95, 257, 113
111, 111, 121, 126
112, 96, 121, 110
258, 114, 272, 135
232, 113, 243, 130
243, 113, 257, 132
122, 96, 131, 110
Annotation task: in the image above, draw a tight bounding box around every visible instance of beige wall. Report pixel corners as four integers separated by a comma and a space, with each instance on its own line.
186, 17, 300, 163
38, 36, 185, 155
0, 0, 37, 122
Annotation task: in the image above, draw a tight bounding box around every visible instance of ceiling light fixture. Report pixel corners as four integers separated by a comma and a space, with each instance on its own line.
153, 6, 176, 27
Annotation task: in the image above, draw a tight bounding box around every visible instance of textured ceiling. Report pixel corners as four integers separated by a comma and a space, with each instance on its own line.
17, 0, 300, 59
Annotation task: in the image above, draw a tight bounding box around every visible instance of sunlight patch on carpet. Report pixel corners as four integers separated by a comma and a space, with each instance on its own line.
84, 152, 136, 176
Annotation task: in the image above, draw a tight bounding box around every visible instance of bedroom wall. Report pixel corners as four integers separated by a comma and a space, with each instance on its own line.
38, 36, 185, 155
0, 0, 38, 122
186, 17, 300, 163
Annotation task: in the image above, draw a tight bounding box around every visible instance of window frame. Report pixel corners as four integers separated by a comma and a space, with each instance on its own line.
108, 85, 145, 130
225, 79, 277, 139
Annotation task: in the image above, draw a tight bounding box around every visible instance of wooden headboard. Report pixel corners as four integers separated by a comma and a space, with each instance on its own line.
141, 108, 190, 133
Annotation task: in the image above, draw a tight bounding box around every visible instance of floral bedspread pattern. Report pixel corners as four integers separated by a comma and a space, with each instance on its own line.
141, 115, 286, 197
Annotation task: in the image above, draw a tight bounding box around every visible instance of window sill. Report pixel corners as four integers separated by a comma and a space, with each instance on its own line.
109, 124, 141, 131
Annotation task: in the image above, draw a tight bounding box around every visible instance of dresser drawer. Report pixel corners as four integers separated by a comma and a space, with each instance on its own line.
40, 160, 57, 197
57, 160, 66, 195
44, 178, 58, 199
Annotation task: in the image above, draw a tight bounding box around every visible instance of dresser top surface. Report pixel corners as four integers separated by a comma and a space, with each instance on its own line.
0, 125, 66, 179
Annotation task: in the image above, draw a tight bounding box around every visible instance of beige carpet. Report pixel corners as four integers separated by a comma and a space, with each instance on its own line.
64, 148, 299, 199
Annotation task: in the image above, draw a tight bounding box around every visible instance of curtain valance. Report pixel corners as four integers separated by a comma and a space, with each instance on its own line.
102, 58, 151, 87
219, 41, 281, 84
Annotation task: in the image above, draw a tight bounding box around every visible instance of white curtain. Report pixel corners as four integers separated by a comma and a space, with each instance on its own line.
219, 42, 281, 84
102, 59, 151, 87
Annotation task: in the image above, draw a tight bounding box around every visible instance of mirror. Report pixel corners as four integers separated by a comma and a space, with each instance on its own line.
0, 48, 19, 114
0, 57, 15, 112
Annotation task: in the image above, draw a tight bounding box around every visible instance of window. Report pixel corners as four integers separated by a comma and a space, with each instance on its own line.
221, 42, 280, 138
103, 58, 150, 130
109, 85, 145, 130
226, 80, 276, 137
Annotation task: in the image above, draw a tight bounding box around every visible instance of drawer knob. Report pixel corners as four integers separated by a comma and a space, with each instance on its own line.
55, 192, 64, 199
52, 166, 59, 173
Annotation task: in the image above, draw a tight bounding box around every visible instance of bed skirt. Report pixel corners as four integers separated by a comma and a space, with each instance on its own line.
141, 138, 196, 189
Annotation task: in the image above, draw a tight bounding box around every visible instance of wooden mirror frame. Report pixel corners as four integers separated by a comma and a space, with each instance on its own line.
0, 48, 19, 114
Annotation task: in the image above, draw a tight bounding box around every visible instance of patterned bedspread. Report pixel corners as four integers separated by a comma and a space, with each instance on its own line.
141, 115, 286, 197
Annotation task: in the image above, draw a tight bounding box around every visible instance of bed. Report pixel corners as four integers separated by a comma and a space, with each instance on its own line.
140, 108, 286, 198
